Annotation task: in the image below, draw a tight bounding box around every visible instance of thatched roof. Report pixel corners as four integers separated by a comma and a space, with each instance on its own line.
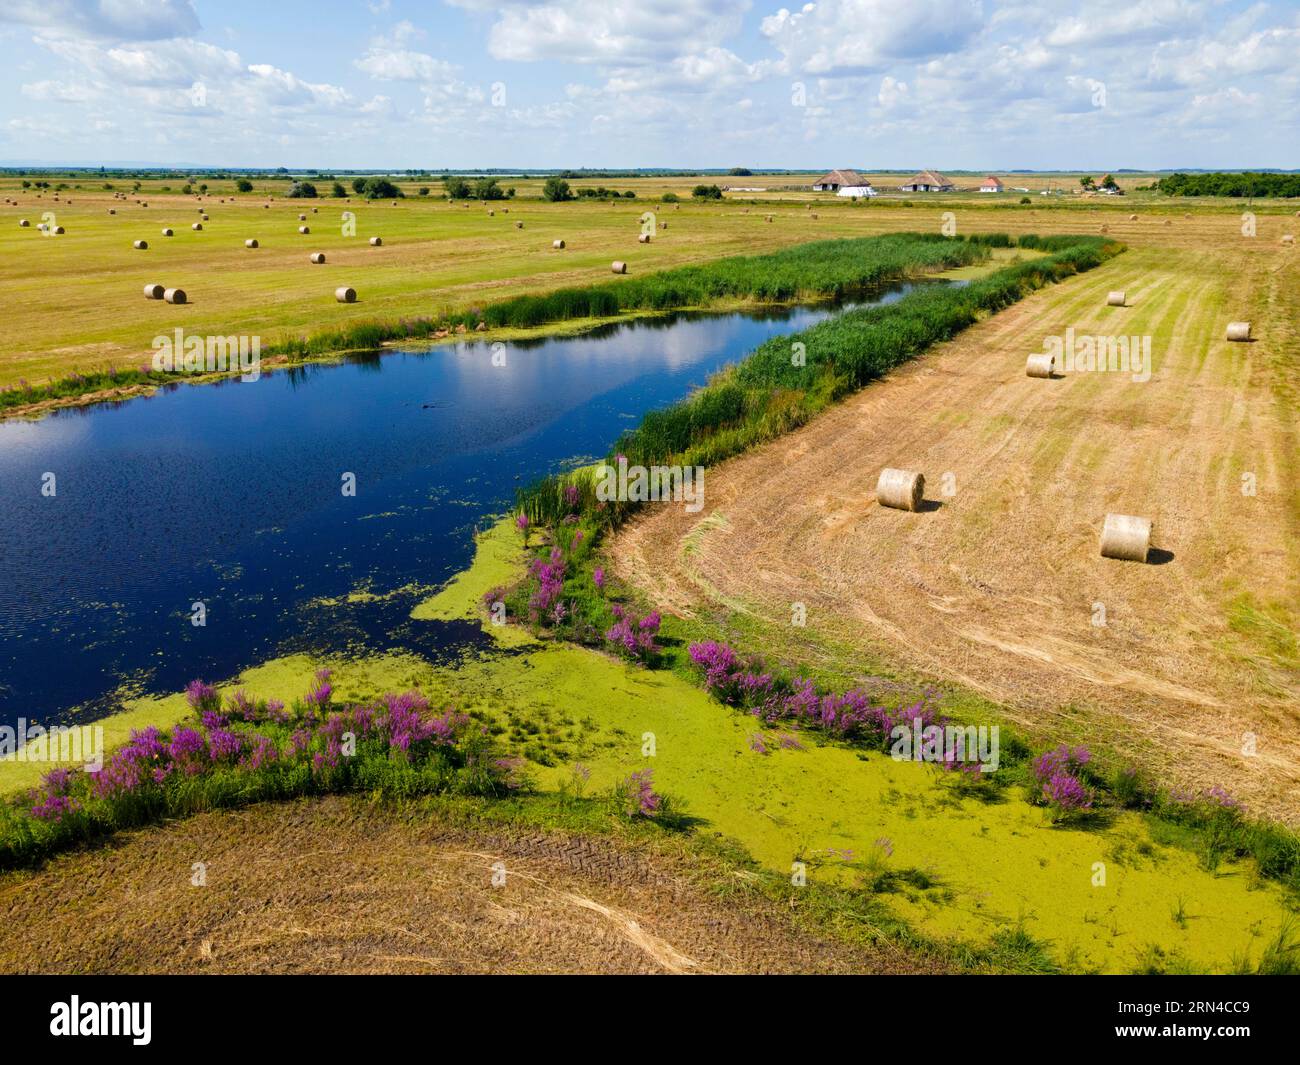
903, 170, 952, 187
814, 169, 868, 187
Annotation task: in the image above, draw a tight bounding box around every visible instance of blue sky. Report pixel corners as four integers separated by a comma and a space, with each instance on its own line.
1, 0, 1297, 169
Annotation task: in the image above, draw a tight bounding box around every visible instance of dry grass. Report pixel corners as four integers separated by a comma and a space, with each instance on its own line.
609, 217, 1300, 822
0, 795, 935, 975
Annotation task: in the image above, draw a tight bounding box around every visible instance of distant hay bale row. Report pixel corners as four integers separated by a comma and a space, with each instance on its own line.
1025, 353, 1056, 378
876, 468, 925, 512
1100, 514, 1151, 562
1225, 321, 1251, 342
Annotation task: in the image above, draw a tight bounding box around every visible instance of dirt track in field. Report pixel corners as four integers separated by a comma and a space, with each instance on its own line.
0, 796, 933, 974
611, 219, 1300, 822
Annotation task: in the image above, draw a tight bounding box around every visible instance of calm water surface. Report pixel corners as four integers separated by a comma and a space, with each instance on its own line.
0, 289, 912, 728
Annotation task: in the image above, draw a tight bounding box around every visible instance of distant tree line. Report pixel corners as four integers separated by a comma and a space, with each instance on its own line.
1156, 172, 1300, 198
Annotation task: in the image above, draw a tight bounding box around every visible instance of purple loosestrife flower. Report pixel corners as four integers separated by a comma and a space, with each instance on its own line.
90, 726, 168, 798
229, 689, 257, 721
305, 668, 333, 709
243, 734, 278, 770
1042, 771, 1093, 816
42, 767, 75, 796
31, 794, 78, 821
515, 512, 530, 544
604, 604, 660, 661
592, 567, 605, 592
207, 728, 243, 762
169, 725, 208, 775
622, 769, 661, 818
749, 733, 769, 755
185, 679, 220, 717
564, 484, 580, 509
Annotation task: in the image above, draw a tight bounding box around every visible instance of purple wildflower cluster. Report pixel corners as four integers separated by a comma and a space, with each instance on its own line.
621, 769, 662, 818
1032, 744, 1094, 817
527, 548, 566, 622
687, 641, 944, 750
1170, 785, 1243, 812
603, 604, 661, 661
26, 675, 490, 824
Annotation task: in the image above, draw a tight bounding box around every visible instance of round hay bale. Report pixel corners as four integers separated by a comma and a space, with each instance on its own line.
611, 260, 627, 274
143, 283, 164, 299
1107, 291, 1125, 307
515, 221, 524, 229
487, 210, 495, 216
1100, 513, 1151, 563
163, 287, 187, 305
161, 228, 173, 236
108, 208, 116, 215
1282, 234, 1295, 246
369, 236, 382, 246
245, 238, 259, 248
191, 222, 202, 230
1225, 321, 1251, 342
660, 221, 668, 229
1099, 224, 1109, 233
766, 215, 773, 223
312, 207, 318, 213
310, 252, 326, 264
810, 212, 819, 220
876, 468, 925, 511
18, 219, 29, 227
638, 233, 651, 243
298, 213, 306, 221
298, 225, 310, 234
1128, 213, 1137, 221
53, 225, 65, 234
1026, 353, 1056, 378
552, 239, 565, 249
1163, 219, 1171, 226
133, 239, 148, 249
335, 286, 357, 303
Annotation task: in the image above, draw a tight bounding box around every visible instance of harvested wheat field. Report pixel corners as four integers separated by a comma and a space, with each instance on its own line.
612, 224, 1300, 823
0, 795, 927, 975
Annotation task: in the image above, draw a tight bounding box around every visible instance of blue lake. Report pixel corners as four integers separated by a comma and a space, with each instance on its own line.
0, 287, 912, 728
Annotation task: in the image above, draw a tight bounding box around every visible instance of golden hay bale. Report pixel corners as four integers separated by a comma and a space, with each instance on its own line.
660, 221, 668, 229
143, 283, 164, 299
335, 286, 357, 303
369, 236, 382, 246
515, 221, 524, 229
191, 222, 202, 230
552, 239, 565, 249
133, 239, 148, 249
1025, 353, 1056, 378
638, 233, 651, 243
163, 288, 187, 305
876, 468, 925, 511
53, 225, 65, 234
310, 252, 326, 264
1128, 213, 1137, 221
298, 213, 306, 221
611, 261, 627, 274
1107, 291, 1126, 306
1099, 224, 1109, 233
766, 215, 773, 222
162, 228, 174, 236
1282, 234, 1295, 246
1225, 321, 1251, 341
18, 219, 29, 227
488, 210, 495, 216
298, 225, 310, 234
312, 207, 318, 213
108, 208, 116, 215
1099, 513, 1151, 562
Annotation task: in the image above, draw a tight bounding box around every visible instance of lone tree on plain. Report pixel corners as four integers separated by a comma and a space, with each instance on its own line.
543, 177, 573, 202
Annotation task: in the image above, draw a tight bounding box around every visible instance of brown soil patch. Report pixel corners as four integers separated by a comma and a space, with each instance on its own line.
610, 228, 1300, 822
0, 796, 934, 974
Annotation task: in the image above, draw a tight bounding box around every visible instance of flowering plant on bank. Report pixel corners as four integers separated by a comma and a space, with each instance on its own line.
4, 673, 517, 868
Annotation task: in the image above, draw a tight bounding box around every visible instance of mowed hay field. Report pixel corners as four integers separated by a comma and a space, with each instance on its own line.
0, 794, 926, 975
611, 215, 1300, 823
0, 170, 1261, 395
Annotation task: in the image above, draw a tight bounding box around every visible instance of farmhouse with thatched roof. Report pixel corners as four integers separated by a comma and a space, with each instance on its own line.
812, 168, 867, 192
979, 175, 1004, 192
898, 170, 955, 192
